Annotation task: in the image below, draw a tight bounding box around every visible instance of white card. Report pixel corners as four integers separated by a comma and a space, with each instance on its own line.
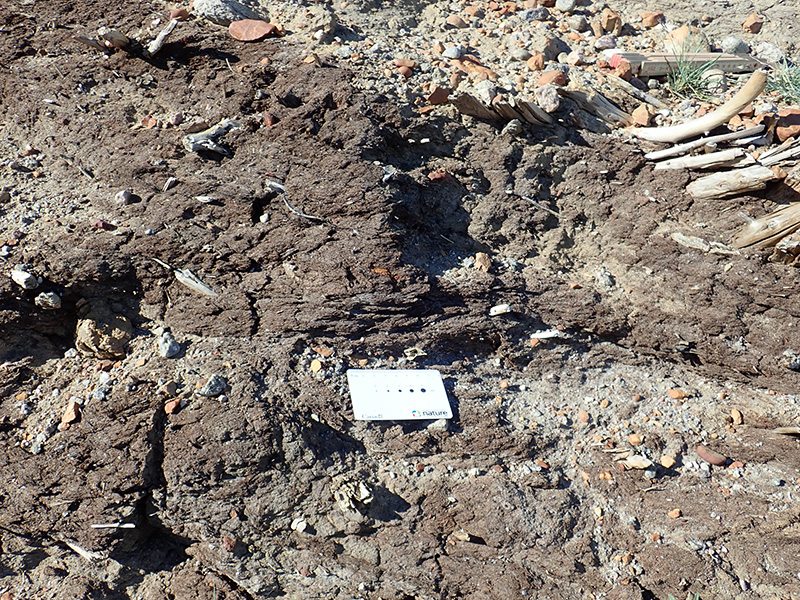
347, 369, 452, 421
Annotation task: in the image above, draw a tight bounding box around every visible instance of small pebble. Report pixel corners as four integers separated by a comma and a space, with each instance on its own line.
196, 374, 227, 397
157, 330, 181, 358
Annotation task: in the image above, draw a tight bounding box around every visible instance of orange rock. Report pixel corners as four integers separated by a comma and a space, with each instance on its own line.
567, 31, 582, 41
596, 58, 609, 69
739, 103, 755, 118
728, 114, 744, 128
535, 459, 550, 469
601, 8, 622, 34
776, 108, 800, 142
667, 388, 688, 399
169, 7, 190, 20
394, 58, 416, 68
668, 508, 682, 519
428, 169, 451, 182
310, 359, 323, 373
641, 11, 664, 28
499, 379, 509, 389
427, 86, 451, 105
433, 41, 445, 54
446, 14, 468, 28
538, 70, 566, 86
526, 52, 545, 71
729, 460, 745, 469
696, 444, 727, 466
742, 13, 764, 34
229, 19, 279, 42
452, 56, 498, 80
164, 399, 181, 414
578, 410, 590, 423
313, 346, 334, 358
61, 399, 81, 425
396, 66, 413, 78
465, 4, 484, 17
614, 59, 633, 80
631, 104, 654, 126
627, 433, 644, 446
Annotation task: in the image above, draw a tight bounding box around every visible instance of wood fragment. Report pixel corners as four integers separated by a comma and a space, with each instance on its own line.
451, 93, 501, 121
654, 148, 747, 170
491, 100, 525, 122
644, 125, 765, 160
516, 98, 553, 125
558, 87, 632, 127
759, 139, 800, 167
182, 118, 241, 156
633, 71, 768, 143
604, 73, 668, 109
687, 165, 780, 200
63, 540, 103, 562
146, 18, 178, 57
731, 202, 800, 249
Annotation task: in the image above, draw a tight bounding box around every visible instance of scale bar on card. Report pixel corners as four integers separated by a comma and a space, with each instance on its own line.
347, 369, 452, 421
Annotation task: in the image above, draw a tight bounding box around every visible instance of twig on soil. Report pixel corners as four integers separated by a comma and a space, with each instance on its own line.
62, 539, 103, 562
282, 195, 325, 222
146, 18, 178, 58
182, 118, 241, 156
150, 257, 219, 296
520, 194, 560, 218
91, 523, 136, 529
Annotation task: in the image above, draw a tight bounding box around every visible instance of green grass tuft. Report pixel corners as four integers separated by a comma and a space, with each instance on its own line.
767, 60, 800, 105
665, 52, 720, 101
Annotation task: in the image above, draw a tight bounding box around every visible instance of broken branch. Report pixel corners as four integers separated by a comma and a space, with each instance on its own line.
686, 164, 781, 200
644, 125, 765, 161
633, 70, 768, 144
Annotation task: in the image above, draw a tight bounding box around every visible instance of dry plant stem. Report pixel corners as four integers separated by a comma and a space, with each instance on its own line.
633, 70, 768, 143
147, 18, 178, 57
686, 164, 779, 199
654, 148, 746, 170
644, 125, 765, 160
732, 202, 800, 248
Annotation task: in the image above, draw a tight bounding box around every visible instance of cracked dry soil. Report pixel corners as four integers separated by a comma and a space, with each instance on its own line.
2, 1, 800, 599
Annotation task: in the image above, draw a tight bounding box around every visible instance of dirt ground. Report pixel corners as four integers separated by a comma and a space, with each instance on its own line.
2, 0, 800, 599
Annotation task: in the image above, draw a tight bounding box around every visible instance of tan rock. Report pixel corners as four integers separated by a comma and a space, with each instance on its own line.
631, 103, 654, 127
526, 52, 545, 71
667, 25, 709, 52
641, 11, 664, 28
228, 19, 279, 41
660, 455, 676, 469
170, 7, 190, 21
393, 58, 416, 68
667, 388, 688, 399
696, 444, 727, 466
61, 399, 81, 425
474, 252, 492, 271
578, 410, 590, 423
396, 66, 413, 78
731, 408, 743, 425
614, 59, 633, 80
311, 359, 323, 373
446, 14, 468, 29
668, 508, 682, 519
75, 305, 133, 359
537, 70, 566, 86
742, 13, 764, 34
627, 433, 644, 446
601, 8, 622, 34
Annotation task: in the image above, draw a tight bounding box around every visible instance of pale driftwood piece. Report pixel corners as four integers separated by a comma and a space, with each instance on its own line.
729, 134, 769, 147
451, 93, 501, 121
604, 73, 668, 109
182, 118, 241, 156
151, 257, 219, 296
671, 232, 737, 254
687, 164, 779, 200
517, 98, 553, 125
759, 139, 800, 167
654, 148, 746, 170
757, 137, 798, 161
491, 100, 525, 123
146, 18, 178, 57
633, 71, 768, 143
644, 125, 765, 160
558, 87, 632, 127
731, 202, 800, 249
771, 230, 800, 264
